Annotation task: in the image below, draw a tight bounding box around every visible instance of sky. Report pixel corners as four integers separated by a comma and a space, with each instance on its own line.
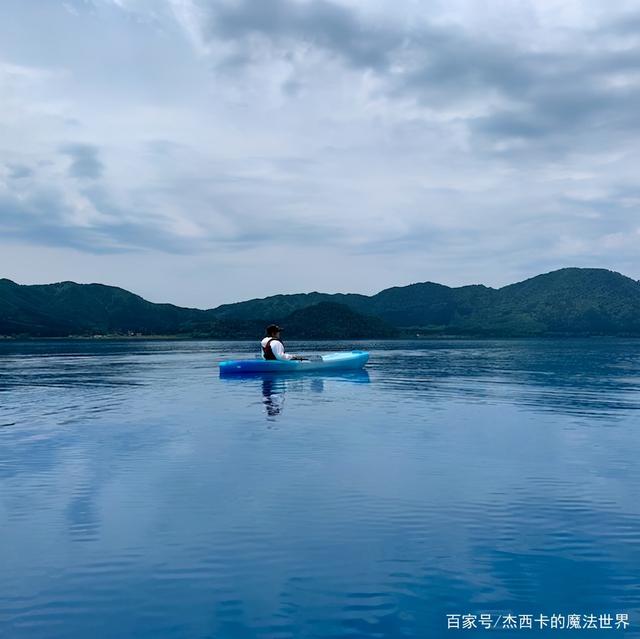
1, 0, 640, 308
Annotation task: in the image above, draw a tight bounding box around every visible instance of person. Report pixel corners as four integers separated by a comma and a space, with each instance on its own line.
261, 325, 304, 361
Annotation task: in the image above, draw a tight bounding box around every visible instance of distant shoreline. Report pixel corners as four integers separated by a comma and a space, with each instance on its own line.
2, 334, 639, 341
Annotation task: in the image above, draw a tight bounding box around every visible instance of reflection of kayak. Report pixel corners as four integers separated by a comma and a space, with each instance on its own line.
219, 350, 369, 375
219, 369, 371, 384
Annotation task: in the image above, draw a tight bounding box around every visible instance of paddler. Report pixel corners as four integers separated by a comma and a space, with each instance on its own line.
261, 325, 305, 361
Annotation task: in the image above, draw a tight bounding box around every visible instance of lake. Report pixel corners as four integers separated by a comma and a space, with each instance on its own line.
1, 339, 639, 638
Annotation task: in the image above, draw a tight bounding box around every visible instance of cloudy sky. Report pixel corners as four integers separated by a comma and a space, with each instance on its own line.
1, 0, 640, 307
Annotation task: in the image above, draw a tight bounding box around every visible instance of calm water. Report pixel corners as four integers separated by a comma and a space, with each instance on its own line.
0, 339, 639, 638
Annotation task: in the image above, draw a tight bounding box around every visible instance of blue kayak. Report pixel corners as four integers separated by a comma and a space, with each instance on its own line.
219, 350, 369, 375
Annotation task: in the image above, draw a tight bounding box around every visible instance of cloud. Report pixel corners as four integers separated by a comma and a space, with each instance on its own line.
1, 0, 640, 305
0, 183, 200, 254
206, 0, 399, 70
195, 0, 640, 157
0, 151, 332, 255
60, 144, 105, 179
6, 164, 34, 179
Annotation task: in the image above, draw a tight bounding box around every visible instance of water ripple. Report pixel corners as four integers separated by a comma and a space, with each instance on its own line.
1, 339, 639, 638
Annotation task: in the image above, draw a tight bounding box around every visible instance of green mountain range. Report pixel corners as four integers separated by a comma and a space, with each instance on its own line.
2, 268, 640, 338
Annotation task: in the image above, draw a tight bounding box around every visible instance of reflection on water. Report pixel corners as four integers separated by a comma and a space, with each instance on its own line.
0, 339, 639, 639
262, 377, 285, 418
221, 370, 371, 420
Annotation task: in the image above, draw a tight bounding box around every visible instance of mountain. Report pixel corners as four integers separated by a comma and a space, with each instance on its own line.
211, 291, 370, 321
0, 278, 207, 336
0, 279, 392, 339
172, 302, 397, 340
276, 302, 398, 339
208, 268, 640, 337
472, 268, 640, 336
2, 268, 640, 338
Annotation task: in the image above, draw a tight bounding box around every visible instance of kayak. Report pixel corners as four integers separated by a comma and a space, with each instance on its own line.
219, 350, 369, 375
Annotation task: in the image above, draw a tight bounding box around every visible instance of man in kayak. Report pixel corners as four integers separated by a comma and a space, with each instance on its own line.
261, 325, 305, 361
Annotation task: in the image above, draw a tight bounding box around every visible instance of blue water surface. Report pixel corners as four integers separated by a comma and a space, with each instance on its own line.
0, 339, 638, 638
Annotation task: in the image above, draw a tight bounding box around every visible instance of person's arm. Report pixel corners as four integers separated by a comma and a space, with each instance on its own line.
271, 340, 294, 361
